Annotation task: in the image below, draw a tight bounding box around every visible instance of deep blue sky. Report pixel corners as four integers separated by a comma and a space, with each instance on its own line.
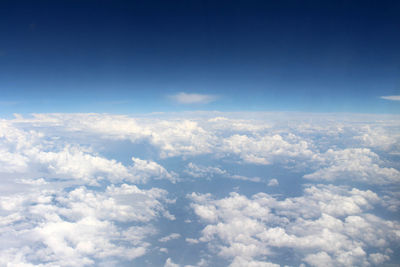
1, 0, 399, 114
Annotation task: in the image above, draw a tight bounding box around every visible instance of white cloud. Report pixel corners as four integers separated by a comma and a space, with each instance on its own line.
222, 134, 314, 165
185, 238, 200, 244
0, 118, 177, 185
170, 92, 218, 104
0, 184, 174, 266
230, 174, 261, 182
130, 157, 178, 183
159, 233, 181, 243
160, 248, 168, 253
267, 179, 279, 187
304, 148, 400, 184
188, 185, 400, 266
353, 125, 400, 152
184, 258, 208, 267
165, 257, 181, 267
184, 162, 261, 182
380, 95, 400, 101
229, 257, 279, 267
1, 112, 400, 265
7, 112, 398, 177
185, 162, 226, 178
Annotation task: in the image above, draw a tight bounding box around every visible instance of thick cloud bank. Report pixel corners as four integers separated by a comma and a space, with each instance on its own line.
0, 112, 399, 266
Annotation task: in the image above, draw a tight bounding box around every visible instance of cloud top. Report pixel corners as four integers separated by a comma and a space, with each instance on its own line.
170, 92, 218, 104
380, 95, 400, 101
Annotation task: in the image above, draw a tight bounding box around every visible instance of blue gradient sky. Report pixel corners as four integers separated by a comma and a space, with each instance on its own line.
1, 0, 400, 114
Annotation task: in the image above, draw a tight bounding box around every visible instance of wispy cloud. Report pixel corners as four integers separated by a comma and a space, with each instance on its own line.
169, 92, 218, 104
380, 95, 400, 101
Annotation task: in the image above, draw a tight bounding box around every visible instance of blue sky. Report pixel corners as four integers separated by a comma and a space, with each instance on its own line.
1, 0, 400, 114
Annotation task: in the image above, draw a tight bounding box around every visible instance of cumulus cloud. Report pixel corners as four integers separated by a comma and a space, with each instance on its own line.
170, 92, 218, 104
305, 148, 400, 184
188, 185, 400, 266
267, 178, 279, 187
0, 118, 177, 184
380, 95, 400, 101
353, 125, 400, 153
8, 112, 399, 177
0, 112, 399, 265
165, 257, 180, 267
222, 134, 314, 165
0, 184, 174, 266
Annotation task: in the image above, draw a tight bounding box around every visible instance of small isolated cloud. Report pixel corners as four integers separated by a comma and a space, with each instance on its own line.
159, 233, 181, 243
170, 92, 218, 104
185, 238, 200, 244
268, 178, 279, 186
380, 95, 400, 101
164, 258, 180, 267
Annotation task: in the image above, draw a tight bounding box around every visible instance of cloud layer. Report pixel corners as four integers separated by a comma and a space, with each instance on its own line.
0, 112, 399, 266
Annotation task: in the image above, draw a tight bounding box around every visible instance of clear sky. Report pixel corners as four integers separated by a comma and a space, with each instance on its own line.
1, 0, 400, 114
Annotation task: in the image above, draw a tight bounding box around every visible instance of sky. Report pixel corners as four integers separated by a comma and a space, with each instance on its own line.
1, 1, 400, 267
1, 0, 400, 114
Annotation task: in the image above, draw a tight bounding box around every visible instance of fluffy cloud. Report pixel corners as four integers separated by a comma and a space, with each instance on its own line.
353, 125, 400, 153
221, 134, 314, 165
22, 113, 216, 158
1, 112, 399, 265
267, 179, 279, 187
188, 185, 400, 266
0, 184, 174, 266
164, 257, 180, 267
7, 113, 400, 184
305, 148, 400, 184
0, 118, 177, 184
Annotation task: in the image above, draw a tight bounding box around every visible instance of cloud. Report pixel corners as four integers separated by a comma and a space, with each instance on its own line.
222, 134, 313, 165
304, 148, 400, 184
165, 257, 180, 267
185, 162, 226, 178
353, 125, 400, 152
170, 92, 218, 104
229, 257, 279, 267
0, 112, 400, 265
159, 233, 181, 242
185, 238, 200, 244
267, 178, 279, 186
184, 162, 261, 182
2, 112, 400, 186
380, 95, 400, 101
188, 185, 400, 266
0, 184, 174, 266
